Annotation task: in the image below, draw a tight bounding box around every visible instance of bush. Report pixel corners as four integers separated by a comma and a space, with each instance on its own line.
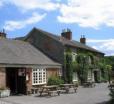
47, 76, 64, 85
100, 77, 108, 83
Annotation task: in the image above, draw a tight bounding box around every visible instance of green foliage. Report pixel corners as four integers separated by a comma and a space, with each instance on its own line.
64, 48, 108, 84
64, 49, 73, 83
106, 65, 112, 71
76, 53, 90, 83
100, 77, 108, 82
47, 76, 64, 85
72, 61, 78, 72
105, 56, 114, 70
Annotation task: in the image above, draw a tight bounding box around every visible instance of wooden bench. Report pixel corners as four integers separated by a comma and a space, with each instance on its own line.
31, 87, 39, 94
59, 84, 78, 93
48, 90, 61, 96
39, 85, 60, 96
83, 82, 95, 88
108, 84, 114, 89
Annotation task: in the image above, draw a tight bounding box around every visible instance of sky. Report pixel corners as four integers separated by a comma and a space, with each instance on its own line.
0, 0, 114, 56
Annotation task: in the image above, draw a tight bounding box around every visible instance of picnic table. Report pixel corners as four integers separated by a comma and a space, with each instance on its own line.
83, 81, 95, 88
59, 84, 78, 93
31, 87, 39, 94
39, 85, 60, 96
108, 83, 114, 89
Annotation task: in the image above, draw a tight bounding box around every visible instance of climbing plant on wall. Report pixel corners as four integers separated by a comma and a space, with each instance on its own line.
64, 48, 106, 84
64, 48, 73, 83
76, 53, 90, 84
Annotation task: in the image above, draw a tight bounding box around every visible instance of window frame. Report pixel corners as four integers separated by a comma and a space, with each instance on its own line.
32, 69, 46, 85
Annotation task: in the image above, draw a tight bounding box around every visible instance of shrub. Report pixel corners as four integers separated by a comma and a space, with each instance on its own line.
0, 86, 8, 90
47, 76, 64, 85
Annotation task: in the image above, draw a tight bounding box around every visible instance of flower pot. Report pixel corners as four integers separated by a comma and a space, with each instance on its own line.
0, 89, 10, 98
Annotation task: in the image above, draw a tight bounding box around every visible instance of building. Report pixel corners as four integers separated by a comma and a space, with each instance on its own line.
18, 27, 104, 83
0, 31, 61, 94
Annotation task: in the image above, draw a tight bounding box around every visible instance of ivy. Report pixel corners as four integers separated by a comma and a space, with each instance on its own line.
64, 48, 107, 84
64, 50, 73, 83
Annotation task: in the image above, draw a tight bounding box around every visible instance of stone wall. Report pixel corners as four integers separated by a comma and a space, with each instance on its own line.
46, 68, 59, 79
0, 68, 6, 88
26, 68, 32, 94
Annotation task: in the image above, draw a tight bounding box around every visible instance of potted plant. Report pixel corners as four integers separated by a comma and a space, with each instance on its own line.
0, 87, 10, 98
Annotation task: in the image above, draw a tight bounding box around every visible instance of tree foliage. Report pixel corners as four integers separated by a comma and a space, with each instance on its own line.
105, 56, 114, 70
64, 48, 109, 84
64, 50, 73, 83
76, 53, 92, 83
47, 76, 64, 85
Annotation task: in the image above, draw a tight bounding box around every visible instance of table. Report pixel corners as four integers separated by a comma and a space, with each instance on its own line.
108, 83, 114, 89
60, 84, 78, 93
31, 87, 39, 94
83, 81, 95, 88
39, 85, 60, 96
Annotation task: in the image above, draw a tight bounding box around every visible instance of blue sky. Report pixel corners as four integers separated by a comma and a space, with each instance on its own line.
0, 0, 114, 56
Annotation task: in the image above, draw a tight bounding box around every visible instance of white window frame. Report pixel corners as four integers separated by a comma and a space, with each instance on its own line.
32, 69, 46, 85
73, 72, 78, 82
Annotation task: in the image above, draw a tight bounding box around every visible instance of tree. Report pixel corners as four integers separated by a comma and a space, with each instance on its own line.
106, 65, 112, 84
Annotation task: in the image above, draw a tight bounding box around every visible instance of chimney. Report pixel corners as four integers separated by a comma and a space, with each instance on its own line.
61, 28, 72, 40
80, 35, 86, 44
0, 29, 6, 39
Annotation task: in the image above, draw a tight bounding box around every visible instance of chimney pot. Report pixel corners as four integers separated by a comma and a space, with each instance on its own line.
0, 29, 6, 39
80, 35, 86, 44
61, 28, 72, 40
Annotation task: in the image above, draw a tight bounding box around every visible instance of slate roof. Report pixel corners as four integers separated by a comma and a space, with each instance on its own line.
23, 28, 104, 54
0, 39, 61, 67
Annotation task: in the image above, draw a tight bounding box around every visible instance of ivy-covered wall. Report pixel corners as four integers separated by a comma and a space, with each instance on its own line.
64, 46, 107, 84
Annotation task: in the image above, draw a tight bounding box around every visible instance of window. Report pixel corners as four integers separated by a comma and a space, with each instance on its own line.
32, 69, 46, 85
87, 70, 92, 81
58, 68, 62, 76
73, 72, 78, 82
72, 52, 77, 62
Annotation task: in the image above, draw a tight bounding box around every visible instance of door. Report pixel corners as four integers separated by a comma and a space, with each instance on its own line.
94, 71, 98, 82
6, 68, 26, 95
17, 76, 26, 94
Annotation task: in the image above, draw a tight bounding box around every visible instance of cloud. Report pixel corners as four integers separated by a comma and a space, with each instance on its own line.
87, 39, 114, 43
5, 0, 60, 12
58, 0, 114, 29
0, 0, 4, 7
4, 12, 46, 31
87, 38, 114, 56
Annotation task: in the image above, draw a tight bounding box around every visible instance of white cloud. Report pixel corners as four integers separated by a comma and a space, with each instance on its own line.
87, 38, 114, 56
87, 39, 114, 43
5, 0, 60, 12
58, 0, 114, 29
4, 12, 46, 31
0, 0, 4, 7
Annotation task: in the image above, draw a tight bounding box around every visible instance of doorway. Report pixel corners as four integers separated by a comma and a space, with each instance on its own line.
94, 71, 98, 82
6, 68, 26, 95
